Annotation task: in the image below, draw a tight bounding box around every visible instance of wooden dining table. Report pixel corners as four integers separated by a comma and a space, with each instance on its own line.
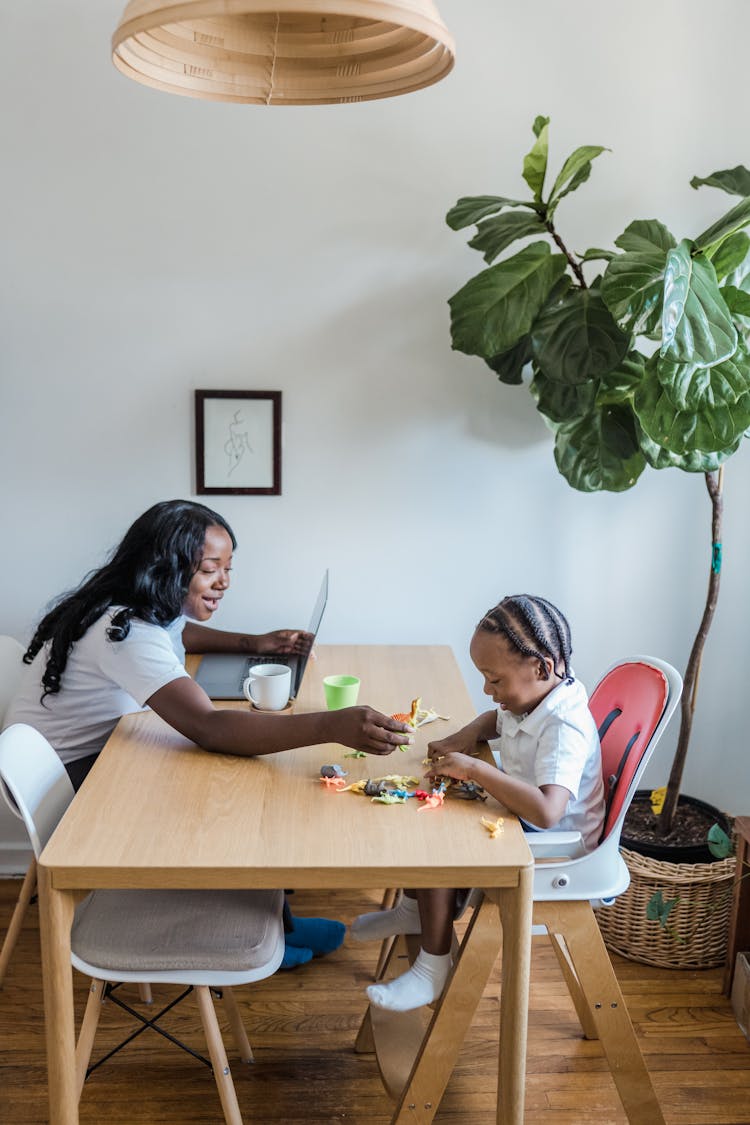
37, 644, 534, 1125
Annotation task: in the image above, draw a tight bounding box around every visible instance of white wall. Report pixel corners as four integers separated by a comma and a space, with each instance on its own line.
2, 1, 750, 869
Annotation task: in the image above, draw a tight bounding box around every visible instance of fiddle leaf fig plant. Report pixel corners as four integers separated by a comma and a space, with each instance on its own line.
447, 118, 750, 837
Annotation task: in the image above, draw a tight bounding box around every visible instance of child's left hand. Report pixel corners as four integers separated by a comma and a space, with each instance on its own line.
426, 751, 476, 784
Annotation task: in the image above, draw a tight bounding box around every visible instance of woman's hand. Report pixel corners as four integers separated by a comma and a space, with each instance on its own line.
425, 751, 477, 784
256, 629, 314, 656
331, 707, 414, 756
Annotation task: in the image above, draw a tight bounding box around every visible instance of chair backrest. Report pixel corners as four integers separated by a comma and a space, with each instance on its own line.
0, 635, 24, 726
0, 724, 75, 858
588, 657, 682, 844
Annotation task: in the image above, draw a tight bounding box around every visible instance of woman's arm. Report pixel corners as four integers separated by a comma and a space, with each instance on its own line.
182, 622, 312, 656
146, 676, 412, 757
426, 752, 570, 827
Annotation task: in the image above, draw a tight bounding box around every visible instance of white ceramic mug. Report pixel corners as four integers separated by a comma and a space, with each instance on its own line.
242, 663, 292, 711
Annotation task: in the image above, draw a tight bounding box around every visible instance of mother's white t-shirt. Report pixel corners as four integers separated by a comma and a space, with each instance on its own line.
4, 610, 189, 765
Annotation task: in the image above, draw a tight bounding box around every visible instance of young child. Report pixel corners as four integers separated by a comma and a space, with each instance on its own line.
349, 593, 605, 1011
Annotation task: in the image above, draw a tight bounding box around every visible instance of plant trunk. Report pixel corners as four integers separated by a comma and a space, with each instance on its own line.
659, 468, 724, 835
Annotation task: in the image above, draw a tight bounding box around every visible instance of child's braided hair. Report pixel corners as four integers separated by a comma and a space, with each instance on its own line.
476, 595, 574, 683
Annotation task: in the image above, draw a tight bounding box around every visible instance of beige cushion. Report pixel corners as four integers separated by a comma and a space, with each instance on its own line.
72, 888, 284, 973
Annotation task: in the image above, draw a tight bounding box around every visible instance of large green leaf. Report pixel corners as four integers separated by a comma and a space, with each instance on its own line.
638, 427, 741, 471
553, 403, 645, 492
722, 284, 750, 318
530, 368, 595, 423
708, 231, 750, 282
691, 166, 750, 197
484, 336, 533, 385
614, 219, 676, 255
531, 287, 630, 385
446, 195, 538, 231
601, 248, 667, 337
548, 145, 608, 207
522, 120, 549, 201
468, 211, 547, 263
594, 351, 646, 405
635, 348, 750, 453
694, 195, 750, 253
449, 243, 568, 358
579, 248, 615, 263
661, 242, 737, 367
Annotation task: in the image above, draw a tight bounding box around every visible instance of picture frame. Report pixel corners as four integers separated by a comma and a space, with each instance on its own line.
195, 390, 281, 496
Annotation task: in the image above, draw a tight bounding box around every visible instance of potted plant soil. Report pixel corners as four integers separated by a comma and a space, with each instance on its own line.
446, 117, 744, 964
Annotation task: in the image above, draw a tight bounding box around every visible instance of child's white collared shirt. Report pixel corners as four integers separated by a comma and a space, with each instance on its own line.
494, 676, 605, 852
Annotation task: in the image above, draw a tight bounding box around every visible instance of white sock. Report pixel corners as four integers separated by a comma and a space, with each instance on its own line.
349, 894, 421, 942
366, 949, 452, 1012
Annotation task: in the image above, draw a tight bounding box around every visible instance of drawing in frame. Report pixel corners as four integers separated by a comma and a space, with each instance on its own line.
195, 390, 281, 496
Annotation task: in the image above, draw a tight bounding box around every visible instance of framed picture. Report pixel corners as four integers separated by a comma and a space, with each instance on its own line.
195, 390, 281, 495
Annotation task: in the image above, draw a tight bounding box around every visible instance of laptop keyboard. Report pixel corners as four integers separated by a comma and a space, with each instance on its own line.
237, 654, 296, 691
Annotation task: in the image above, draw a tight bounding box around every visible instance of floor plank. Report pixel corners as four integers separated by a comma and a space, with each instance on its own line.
0, 881, 748, 1124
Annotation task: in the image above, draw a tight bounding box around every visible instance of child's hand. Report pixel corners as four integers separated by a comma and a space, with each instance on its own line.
427, 730, 476, 761
426, 751, 476, 784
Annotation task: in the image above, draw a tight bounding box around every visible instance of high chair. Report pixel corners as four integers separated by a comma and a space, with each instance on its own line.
367, 656, 681, 1125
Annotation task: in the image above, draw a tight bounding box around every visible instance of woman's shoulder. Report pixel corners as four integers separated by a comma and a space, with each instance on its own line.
84, 609, 180, 649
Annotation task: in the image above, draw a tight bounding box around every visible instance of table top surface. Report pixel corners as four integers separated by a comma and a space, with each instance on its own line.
39, 644, 532, 891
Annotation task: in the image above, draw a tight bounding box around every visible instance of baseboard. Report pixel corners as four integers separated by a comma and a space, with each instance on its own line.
0, 843, 33, 877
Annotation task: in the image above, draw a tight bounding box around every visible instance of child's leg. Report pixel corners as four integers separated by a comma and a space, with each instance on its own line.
366, 889, 456, 1011
349, 889, 422, 941
415, 888, 455, 954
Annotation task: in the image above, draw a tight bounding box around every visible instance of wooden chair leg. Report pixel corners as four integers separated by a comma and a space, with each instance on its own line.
195, 985, 243, 1125
380, 887, 399, 911
0, 859, 37, 987
535, 900, 665, 1125
221, 988, 254, 1063
389, 894, 503, 1122
374, 888, 400, 981
137, 982, 153, 1004
546, 930, 599, 1040
75, 979, 106, 1100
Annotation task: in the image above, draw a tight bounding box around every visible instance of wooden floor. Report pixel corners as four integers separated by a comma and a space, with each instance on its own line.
0, 880, 748, 1125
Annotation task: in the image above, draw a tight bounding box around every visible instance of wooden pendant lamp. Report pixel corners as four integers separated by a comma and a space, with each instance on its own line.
111, 1, 455, 104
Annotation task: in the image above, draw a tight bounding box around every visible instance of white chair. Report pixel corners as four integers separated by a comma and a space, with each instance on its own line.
0, 723, 285, 1125
0, 634, 32, 987
371, 656, 682, 1125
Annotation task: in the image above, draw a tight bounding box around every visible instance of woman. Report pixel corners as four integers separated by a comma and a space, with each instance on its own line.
5, 498, 413, 969
6, 498, 412, 787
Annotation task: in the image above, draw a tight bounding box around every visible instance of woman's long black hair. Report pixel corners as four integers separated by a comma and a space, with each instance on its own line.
24, 499, 236, 699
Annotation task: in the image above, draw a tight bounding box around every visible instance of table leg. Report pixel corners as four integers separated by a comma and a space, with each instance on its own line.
37, 864, 79, 1125
493, 864, 533, 1125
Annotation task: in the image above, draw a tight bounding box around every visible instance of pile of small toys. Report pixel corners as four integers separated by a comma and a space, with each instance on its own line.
319, 764, 487, 808
319, 697, 507, 834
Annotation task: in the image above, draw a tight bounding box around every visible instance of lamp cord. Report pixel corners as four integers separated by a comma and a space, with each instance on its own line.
265, 11, 280, 105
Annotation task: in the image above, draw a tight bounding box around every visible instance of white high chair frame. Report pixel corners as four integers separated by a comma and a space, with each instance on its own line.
373, 655, 682, 1125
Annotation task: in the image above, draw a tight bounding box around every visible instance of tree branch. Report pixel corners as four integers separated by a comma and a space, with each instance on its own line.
544, 220, 587, 288
660, 468, 724, 835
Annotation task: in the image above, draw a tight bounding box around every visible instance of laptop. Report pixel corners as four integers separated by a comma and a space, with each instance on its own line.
193, 570, 329, 701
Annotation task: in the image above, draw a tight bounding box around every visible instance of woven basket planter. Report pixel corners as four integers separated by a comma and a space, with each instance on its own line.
596, 846, 736, 969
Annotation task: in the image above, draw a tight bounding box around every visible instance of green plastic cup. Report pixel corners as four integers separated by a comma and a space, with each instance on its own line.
323, 674, 360, 710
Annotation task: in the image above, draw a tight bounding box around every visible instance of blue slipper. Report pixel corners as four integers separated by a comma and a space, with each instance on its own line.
279, 944, 314, 970
285, 915, 346, 956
